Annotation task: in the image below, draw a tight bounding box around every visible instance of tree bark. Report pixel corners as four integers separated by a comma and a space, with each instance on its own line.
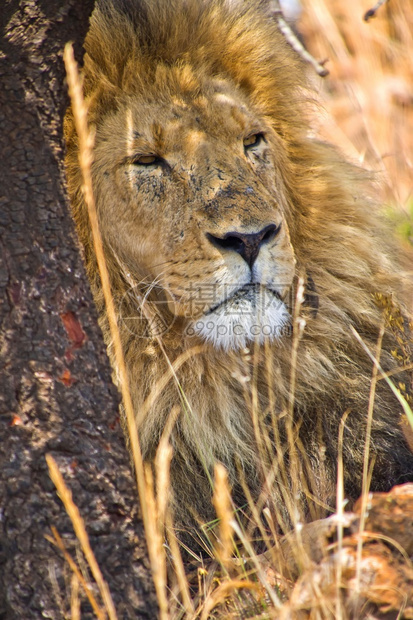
0, 1, 156, 617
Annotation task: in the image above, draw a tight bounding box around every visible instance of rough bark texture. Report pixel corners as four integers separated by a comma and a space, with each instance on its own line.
0, 1, 157, 617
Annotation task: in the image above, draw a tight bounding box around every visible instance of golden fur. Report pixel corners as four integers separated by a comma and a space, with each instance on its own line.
65, 0, 413, 546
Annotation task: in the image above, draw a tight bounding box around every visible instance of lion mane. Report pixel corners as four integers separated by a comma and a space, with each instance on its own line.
65, 0, 413, 545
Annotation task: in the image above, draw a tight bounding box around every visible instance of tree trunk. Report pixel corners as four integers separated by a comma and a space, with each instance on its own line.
0, 2, 157, 617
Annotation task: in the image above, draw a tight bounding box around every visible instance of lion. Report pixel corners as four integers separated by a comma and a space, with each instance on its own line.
65, 0, 413, 550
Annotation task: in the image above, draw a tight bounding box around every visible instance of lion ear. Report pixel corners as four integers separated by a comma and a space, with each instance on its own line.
302, 273, 319, 318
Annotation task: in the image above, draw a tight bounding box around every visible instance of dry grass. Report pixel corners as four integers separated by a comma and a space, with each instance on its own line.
299, 0, 413, 250
46, 458, 112, 620
50, 1, 413, 618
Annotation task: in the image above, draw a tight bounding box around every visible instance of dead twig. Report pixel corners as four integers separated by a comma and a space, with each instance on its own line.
364, 0, 389, 22
268, 0, 329, 77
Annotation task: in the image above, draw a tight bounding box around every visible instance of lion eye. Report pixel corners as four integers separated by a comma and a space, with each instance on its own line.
243, 133, 264, 150
132, 154, 161, 166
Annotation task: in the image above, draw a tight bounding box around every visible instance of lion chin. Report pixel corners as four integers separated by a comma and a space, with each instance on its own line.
65, 0, 413, 552
186, 284, 291, 350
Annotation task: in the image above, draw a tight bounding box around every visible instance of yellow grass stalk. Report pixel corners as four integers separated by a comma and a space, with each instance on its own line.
70, 573, 81, 620
286, 278, 306, 500
350, 324, 383, 599
212, 463, 234, 573
155, 406, 195, 616
46, 527, 103, 619
335, 409, 351, 620
143, 464, 169, 620
155, 442, 173, 533
379, 362, 413, 382
138, 347, 203, 436
46, 459, 116, 619
165, 517, 195, 617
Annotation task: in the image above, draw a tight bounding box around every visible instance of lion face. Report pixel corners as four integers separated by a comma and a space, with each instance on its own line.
65, 0, 413, 550
93, 73, 296, 350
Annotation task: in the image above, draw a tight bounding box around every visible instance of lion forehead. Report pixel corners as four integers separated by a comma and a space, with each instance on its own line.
112, 78, 261, 162
127, 105, 251, 153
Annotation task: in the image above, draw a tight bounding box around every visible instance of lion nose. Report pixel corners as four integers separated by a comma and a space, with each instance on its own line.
206, 223, 281, 268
